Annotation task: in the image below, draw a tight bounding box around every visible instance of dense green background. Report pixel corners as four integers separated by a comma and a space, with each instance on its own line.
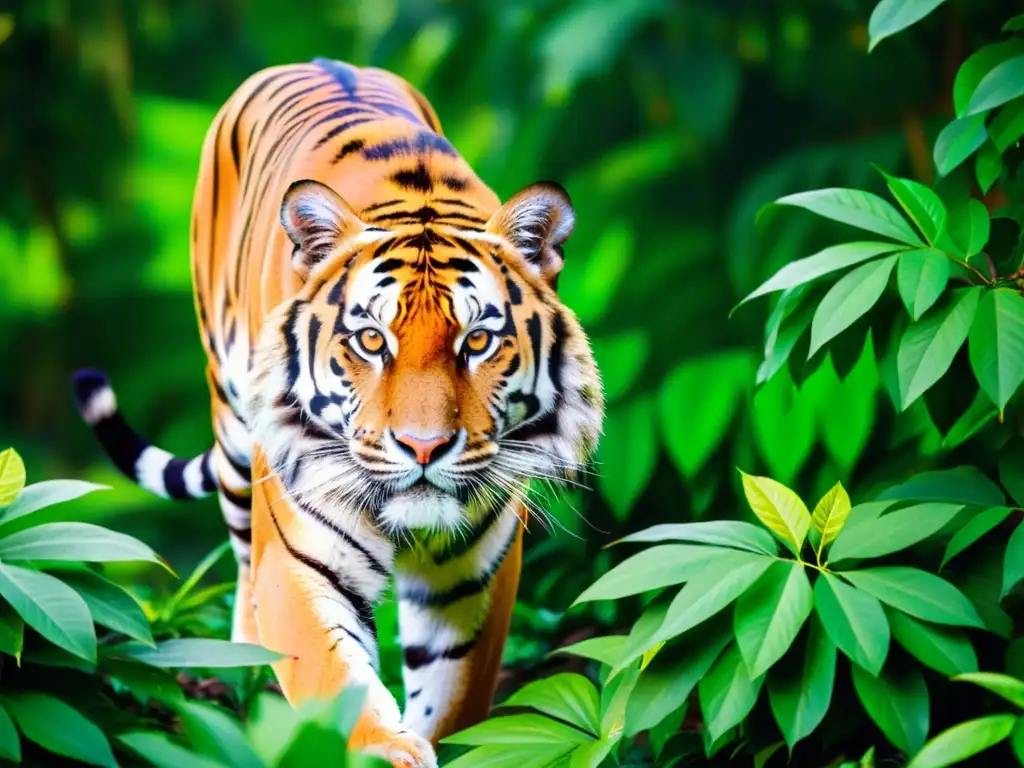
0, 0, 1016, 683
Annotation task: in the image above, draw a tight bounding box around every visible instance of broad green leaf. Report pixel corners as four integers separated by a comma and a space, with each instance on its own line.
0, 562, 95, 661
976, 142, 1002, 193
851, 662, 929, 754
653, 552, 773, 646
955, 40, 1024, 116
1014, 719, 1024, 765
969, 288, 1024, 409
942, 507, 1013, 567
105, 638, 283, 668
1000, 442, 1024, 506
828, 502, 963, 562
934, 114, 988, 176
2, 692, 116, 768
600, 661, 640, 737
0, 601, 24, 661
60, 571, 154, 646
808, 255, 897, 357
898, 288, 983, 409
751, 370, 815, 484
1004, 523, 1024, 598
573, 544, 737, 604
908, 714, 1018, 768
165, 540, 231, 611
773, 189, 922, 246
737, 241, 905, 307
658, 352, 750, 479
966, 55, 1024, 115
442, 714, 594, 746
0, 522, 166, 567
867, 0, 948, 51
897, 250, 950, 321
734, 561, 814, 678
698, 644, 764, 742
597, 396, 657, 520
613, 521, 777, 555
811, 481, 852, 551
941, 390, 998, 450
102, 659, 184, 705
0, 703, 19, 762
739, 471, 810, 556
500, 674, 600, 736
813, 573, 889, 675
990, 98, 1024, 152
0, 480, 109, 525
624, 626, 730, 737
877, 466, 1005, 506
118, 732, 227, 768
883, 173, 947, 245
842, 568, 984, 628
0, 449, 25, 507
954, 672, 1024, 707
177, 701, 263, 768
443, 744, 575, 768
647, 703, 687, 760
767, 617, 836, 749
944, 198, 990, 261
1006, 14, 1024, 31
552, 636, 625, 667
591, 329, 649, 403
889, 610, 977, 676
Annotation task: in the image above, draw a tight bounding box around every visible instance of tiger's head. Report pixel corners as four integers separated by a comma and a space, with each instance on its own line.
249, 179, 603, 535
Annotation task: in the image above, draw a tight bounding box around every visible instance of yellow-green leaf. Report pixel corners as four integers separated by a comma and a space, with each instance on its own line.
740, 471, 810, 556
811, 481, 852, 551
0, 449, 25, 507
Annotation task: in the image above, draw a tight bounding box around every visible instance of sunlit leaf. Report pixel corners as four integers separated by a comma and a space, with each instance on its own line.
0, 522, 166, 568
943, 198, 990, 261
842, 567, 984, 628
698, 644, 764, 743
613, 520, 777, 555
954, 672, 1024, 707
828, 502, 963, 562
442, 713, 594, 746
0, 448, 25, 507
0, 562, 95, 662
908, 715, 1017, 768
808, 255, 897, 357
0, 480, 109, 526
773, 188, 922, 245
734, 560, 813, 677
105, 638, 283, 668
954, 40, 1024, 116
499, 674, 600, 737
934, 114, 988, 176
882, 173, 947, 245
868, 0, 948, 52
969, 288, 1024, 409
739, 471, 810, 556
897, 250, 950, 321
965, 55, 1024, 115
811, 481, 852, 551
551, 637, 625, 668
813, 573, 889, 675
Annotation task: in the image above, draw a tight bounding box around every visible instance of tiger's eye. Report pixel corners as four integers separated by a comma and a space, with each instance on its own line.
357, 328, 385, 354
465, 329, 491, 355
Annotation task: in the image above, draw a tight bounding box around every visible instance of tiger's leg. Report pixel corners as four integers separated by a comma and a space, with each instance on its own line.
248, 451, 437, 768
396, 511, 523, 743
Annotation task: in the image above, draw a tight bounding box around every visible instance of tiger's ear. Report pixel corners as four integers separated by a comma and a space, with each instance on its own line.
281, 180, 366, 278
486, 182, 575, 288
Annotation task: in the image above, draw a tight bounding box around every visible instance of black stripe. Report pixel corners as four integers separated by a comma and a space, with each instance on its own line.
163, 458, 191, 500
391, 163, 433, 193
403, 634, 478, 670
294, 499, 390, 578
227, 524, 252, 543
219, 443, 252, 482
334, 139, 365, 162
219, 484, 251, 510
328, 623, 373, 660
313, 57, 359, 97
200, 451, 218, 493
549, 310, 567, 396
283, 301, 305, 388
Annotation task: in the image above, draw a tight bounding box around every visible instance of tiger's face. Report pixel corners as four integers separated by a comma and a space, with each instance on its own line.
249, 180, 603, 535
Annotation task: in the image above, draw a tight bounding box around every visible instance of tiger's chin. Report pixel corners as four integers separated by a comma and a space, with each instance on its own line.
376, 482, 467, 534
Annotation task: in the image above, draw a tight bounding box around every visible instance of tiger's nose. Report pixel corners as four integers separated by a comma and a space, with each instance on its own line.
394, 431, 456, 465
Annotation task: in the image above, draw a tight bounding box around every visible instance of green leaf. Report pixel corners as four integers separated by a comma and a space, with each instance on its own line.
0, 562, 95, 662
653, 553, 773, 647
736, 242, 906, 308
970, 288, 1024, 409
842, 568, 984, 628
442, 714, 594, 746
613, 521, 777, 555
442, 744, 575, 768
0, 601, 24, 662
102, 659, 184, 706
739, 471, 810, 556
105, 638, 284, 668
908, 714, 1018, 768
0, 449, 25, 507
658, 352, 750, 480
0, 522, 166, 567
955, 40, 1024, 116
898, 288, 983, 409
0, 480, 109, 526
954, 672, 1024, 707
889, 610, 978, 676
867, 0, 948, 51
828, 502, 964, 562
573, 544, 737, 604
1014, 719, 1024, 765
2, 692, 116, 768
897, 250, 950, 321
734, 561, 814, 678
60, 571, 154, 646
934, 114, 988, 176
118, 732, 226, 768
499, 674, 600, 736
852, 662, 929, 754
813, 573, 889, 675
966, 55, 1024, 115
808, 255, 897, 357
0, 703, 19, 762
613, 602, 669, 676
597, 396, 656, 520
944, 198, 990, 261
774, 188, 922, 245
942, 507, 1013, 567
591, 329, 649, 403
941, 390, 998, 450
811, 481, 852, 551
1004, 523, 1024, 598
877, 465, 1005, 506
767, 616, 836, 749
698, 644, 764, 743
990, 98, 1024, 152
551, 637, 625, 667
1000, 443, 1024, 506
883, 173, 948, 245
177, 701, 263, 768
976, 142, 1003, 193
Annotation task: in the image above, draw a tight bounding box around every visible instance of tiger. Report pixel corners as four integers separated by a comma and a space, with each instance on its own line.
72, 58, 603, 768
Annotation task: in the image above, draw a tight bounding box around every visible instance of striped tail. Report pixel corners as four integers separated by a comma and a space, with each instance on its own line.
71, 369, 217, 500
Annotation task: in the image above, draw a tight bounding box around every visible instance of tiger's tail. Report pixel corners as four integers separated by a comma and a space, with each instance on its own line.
72, 369, 218, 501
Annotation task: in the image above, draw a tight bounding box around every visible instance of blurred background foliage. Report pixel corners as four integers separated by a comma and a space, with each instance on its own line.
0, 0, 1017, 693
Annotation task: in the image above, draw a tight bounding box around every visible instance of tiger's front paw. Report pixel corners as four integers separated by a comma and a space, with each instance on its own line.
359, 729, 437, 768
